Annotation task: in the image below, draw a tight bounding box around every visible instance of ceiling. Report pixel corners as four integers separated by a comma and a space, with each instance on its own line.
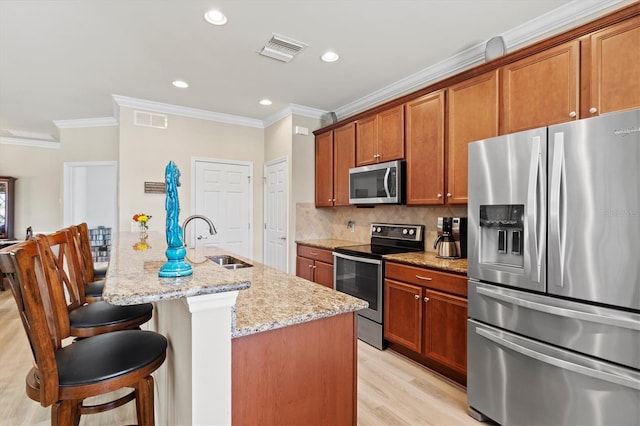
0, 0, 633, 142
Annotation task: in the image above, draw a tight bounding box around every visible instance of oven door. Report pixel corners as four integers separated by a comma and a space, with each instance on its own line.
333, 252, 382, 323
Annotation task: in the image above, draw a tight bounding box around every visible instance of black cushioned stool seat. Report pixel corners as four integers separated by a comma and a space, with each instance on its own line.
84, 279, 104, 298
56, 330, 167, 386
69, 301, 153, 337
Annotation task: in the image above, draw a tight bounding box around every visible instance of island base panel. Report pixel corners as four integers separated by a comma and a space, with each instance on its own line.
232, 312, 357, 425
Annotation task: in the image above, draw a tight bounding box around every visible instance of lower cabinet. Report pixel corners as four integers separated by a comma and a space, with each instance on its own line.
384, 261, 467, 383
296, 244, 334, 289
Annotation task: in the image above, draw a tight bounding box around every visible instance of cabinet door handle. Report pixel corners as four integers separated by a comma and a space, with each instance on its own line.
446, 192, 452, 197
424, 297, 429, 303
589, 107, 598, 114
414, 294, 420, 300
313, 265, 317, 269
569, 111, 577, 118
415, 275, 432, 281
437, 193, 442, 198
308, 264, 313, 268
310, 252, 317, 256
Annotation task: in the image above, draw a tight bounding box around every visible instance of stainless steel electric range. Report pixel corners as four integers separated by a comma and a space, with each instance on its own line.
333, 223, 425, 349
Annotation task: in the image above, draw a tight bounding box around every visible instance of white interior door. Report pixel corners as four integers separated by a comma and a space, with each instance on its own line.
63, 161, 118, 230
264, 158, 288, 272
193, 159, 252, 258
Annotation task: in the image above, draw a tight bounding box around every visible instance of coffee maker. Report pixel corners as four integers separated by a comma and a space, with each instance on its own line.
434, 217, 467, 259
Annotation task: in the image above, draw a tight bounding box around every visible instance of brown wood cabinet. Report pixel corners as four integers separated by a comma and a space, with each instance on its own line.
405, 90, 446, 205
581, 15, 640, 118
333, 123, 356, 206
501, 40, 580, 134
314, 131, 334, 207
384, 262, 467, 381
356, 105, 404, 166
296, 244, 334, 288
314, 123, 355, 207
447, 71, 499, 204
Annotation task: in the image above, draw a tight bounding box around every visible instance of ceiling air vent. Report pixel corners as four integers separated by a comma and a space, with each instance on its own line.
134, 110, 168, 129
259, 33, 307, 63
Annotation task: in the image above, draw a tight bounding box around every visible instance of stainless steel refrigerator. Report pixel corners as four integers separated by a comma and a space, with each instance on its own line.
467, 108, 640, 425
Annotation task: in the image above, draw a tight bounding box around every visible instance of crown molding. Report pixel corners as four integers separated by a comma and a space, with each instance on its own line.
0, 136, 60, 149
334, 0, 627, 120
54, 116, 119, 129
112, 94, 264, 129
262, 104, 328, 127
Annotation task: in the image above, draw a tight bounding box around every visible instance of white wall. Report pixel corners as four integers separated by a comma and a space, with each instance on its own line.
0, 125, 118, 234
117, 106, 266, 260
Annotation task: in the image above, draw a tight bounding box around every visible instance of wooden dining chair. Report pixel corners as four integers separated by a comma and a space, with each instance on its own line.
69, 223, 105, 302
43, 228, 153, 338
0, 238, 167, 425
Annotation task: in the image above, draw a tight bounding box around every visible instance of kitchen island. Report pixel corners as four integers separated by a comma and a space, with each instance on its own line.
103, 232, 367, 425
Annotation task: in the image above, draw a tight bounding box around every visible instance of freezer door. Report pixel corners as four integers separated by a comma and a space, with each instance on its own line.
468, 128, 547, 291
468, 320, 640, 426
548, 109, 640, 309
469, 280, 640, 369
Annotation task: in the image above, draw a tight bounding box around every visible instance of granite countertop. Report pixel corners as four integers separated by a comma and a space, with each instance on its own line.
104, 232, 368, 338
295, 239, 361, 250
383, 251, 468, 275
297, 238, 468, 275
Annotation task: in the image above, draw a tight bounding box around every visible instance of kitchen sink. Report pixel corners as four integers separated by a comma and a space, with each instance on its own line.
206, 255, 253, 270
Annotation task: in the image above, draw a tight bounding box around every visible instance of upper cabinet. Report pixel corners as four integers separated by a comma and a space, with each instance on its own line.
315, 123, 355, 207
356, 105, 404, 166
333, 123, 356, 206
314, 132, 334, 207
314, 7, 639, 208
501, 41, 580, 134
447, 70, 500, 204
581, 16, 640, 117
405, 90, 445, 205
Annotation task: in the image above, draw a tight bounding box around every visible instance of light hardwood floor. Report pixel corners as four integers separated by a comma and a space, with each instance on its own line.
0, 288, 480, 425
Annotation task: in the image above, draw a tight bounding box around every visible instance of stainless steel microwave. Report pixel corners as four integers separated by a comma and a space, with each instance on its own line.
349, 160, 405, 205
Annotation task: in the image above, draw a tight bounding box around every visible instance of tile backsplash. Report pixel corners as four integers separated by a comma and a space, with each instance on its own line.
296, 203, 467, 252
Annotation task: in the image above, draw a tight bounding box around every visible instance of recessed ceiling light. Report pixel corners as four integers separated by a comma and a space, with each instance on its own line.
259, 99, 273, 106
172, 80, 189, 88
321, 51, 340, 63
204, 9, 227, 25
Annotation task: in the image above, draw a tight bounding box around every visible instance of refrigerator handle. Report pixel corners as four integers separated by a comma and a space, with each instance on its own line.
550, 132, 565, 287
475, 285, 640, 330
527, 136, 542, 283
475, 326, 640, 390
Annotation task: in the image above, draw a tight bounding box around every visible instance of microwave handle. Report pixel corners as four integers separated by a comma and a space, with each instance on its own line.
383, 168, 391, 198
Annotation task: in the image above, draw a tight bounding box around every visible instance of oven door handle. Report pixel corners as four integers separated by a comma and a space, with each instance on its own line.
332, 252, 382, 265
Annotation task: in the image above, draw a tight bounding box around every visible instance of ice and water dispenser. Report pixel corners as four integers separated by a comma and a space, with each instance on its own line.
479, 205, 524, 268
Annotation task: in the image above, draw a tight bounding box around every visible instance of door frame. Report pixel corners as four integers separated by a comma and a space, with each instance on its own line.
263, 156, 289, 272
190, 156, 254, 259
63, 161, 118, 229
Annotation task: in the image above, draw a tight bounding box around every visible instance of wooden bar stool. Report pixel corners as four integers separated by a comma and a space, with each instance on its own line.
69, 223, 105, 302
0, 239, 167, 425
43, 229, 153, 338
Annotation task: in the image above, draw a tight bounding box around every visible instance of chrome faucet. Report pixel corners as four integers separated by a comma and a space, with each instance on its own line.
181, 215, 217, 246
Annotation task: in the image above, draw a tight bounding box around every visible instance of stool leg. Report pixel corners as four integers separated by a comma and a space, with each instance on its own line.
135, 375, 155, 426
52, 400, 81, 426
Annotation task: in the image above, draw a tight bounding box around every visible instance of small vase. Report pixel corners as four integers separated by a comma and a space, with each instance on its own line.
139, 222, 148, 238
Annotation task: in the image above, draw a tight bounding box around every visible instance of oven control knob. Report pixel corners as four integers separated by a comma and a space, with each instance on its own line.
408, 229, 415, 236
376, 227, 381, 233
402, 229, 408, 235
